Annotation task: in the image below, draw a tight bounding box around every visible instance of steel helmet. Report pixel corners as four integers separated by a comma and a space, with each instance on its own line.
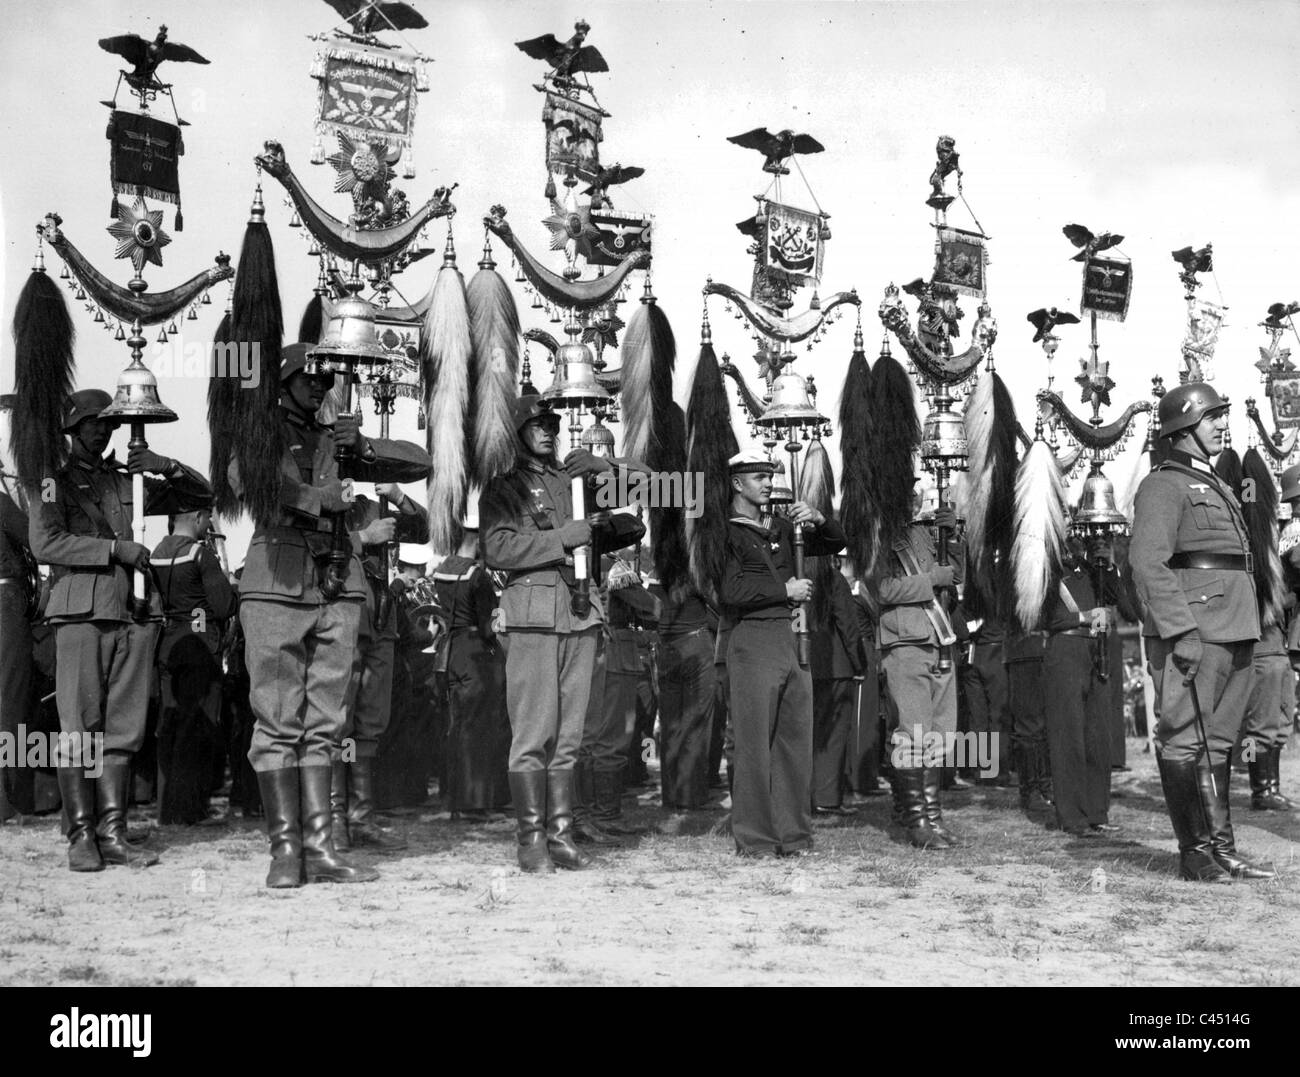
1157, 382, 1228, 438
1281, 463, 1300, 502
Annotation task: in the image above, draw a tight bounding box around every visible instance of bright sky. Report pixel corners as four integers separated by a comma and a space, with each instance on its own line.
3, 0, 1298, 563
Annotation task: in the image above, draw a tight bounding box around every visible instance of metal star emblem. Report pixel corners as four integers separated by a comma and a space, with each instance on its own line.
582, 311, 625, 352
542, 199, 601, 260
1075, 357, 1114, 407
326, 132, 396, 194
106, 196, 170, 273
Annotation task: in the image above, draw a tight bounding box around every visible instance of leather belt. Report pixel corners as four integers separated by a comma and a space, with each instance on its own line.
1168, 552, 1252, 572
1052, 627, 1094, 639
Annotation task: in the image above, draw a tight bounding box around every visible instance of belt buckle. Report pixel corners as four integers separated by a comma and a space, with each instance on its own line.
1245, 552, 1254, 575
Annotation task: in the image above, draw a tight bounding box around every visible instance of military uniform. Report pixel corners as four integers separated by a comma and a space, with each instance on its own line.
0, 484, 36, 818
720, 512, 845, 856
961, 613, 1012, 783
810, 567, 865, 811
844, 579, 884, 796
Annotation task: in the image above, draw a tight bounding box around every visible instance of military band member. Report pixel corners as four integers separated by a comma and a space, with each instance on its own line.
29, 388, 211, 871
150, 489, 236, 824
233, 344, 427, 888
331, 483, 430, 852
718, 449, 845, 857
872, 492, 965, 849
1130, 383, 1273, 881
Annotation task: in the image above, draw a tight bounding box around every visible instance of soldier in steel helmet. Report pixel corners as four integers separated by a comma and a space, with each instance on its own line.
1130, 383, 1274, 882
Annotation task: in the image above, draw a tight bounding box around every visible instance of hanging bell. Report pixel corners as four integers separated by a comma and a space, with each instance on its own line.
168, 320, 178, 334
98, 360, 178, 426
288, 211, 302, 228
309, 292, 390, 372
74, 286, 86, 300
59, 264, 70, 280
810, 290, 821, 311
531, 294, 543, 310
93, 309, 105, 324
769, 459, 794, 505
542, 336, 610, 411
114, 324, 126, 341
579, 413, 617, 458
187, 307, 198, 321
1073, 463, 1128, 533
759, 372, 827, 429
157, 327, 169, 344
201, 291, 211, 305
920, 389, 969, 471
309, 133, 325, 165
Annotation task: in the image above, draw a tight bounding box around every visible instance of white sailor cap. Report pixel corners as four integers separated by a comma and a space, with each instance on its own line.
728, 449, 776, 475
397, 543, 429, 568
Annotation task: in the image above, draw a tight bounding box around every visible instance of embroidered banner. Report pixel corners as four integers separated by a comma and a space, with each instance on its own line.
1181, 298, 1225, 381
1269, 371, 1300, 431
587, 211, 651, 267
542, 91, 603, 179
761, 201, 824, 285
933, 226, 987, 298
107, 111, 183, 222
315, 44, 419, 149
1081, 255, 1133, 322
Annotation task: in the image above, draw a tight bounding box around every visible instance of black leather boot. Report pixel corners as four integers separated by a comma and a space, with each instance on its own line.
330, 759, 351, 852
546, 768, 590, 870
1269, 748, 1295, 810
572, 760, 619, 846
890, 768, 944, 850
300, 765, 379, 883
921, 767, 961, 848
348, 757, 408, 850
1156, 755, 1230, 883
1206, 762, 1275, 879
95, 757, 158, 867
1017, 741, 1052, 813
593, 768, 644, 836
508, 770, 554, 873
1252, 747, 1294, 811
58, 767, 103, 873
256, 767, 303, 888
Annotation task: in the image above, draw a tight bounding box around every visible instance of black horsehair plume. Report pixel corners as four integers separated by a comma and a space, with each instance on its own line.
684, 338, 738, 602
837, 325, 877, 578
1241, 448, 1286, 629
865, 339, 921, 559
637, 300, 682, 604
962, 369, 1019, 617
11, 269, 76, 490
650, 402, 689, 600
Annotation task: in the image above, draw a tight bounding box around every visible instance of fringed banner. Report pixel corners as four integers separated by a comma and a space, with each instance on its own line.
1268, 371, 1300, 431
314, 44, 419, 150
933, 226, 987, 298
588, 211, 651, 267
1181, 298, 1225, 380
1081, 255, 1132, 322
761, 201, 824, 286
107, 110, 183, 227
543, 91, 603, 179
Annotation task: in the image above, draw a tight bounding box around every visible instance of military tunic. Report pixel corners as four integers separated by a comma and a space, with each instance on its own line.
1130, 450, 1260, 765
719, 513, 845, 855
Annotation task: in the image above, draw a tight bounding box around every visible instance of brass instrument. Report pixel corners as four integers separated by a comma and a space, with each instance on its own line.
401, 577, 446, 654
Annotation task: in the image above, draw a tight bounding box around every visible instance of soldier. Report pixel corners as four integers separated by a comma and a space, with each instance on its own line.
872, 488, 965, 849
718, 449, 845, 857
29, 388, 211, 871
810, 554, 865, 815
479, 395, 621, 873
331, 483, 430, 852
1130, 383, 1273, 882
150, 489, 236, 824
433, 518, 511, 820
233, 343, 428, 888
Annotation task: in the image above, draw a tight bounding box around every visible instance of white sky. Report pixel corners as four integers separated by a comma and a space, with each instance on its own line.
3, 0, 1298, 562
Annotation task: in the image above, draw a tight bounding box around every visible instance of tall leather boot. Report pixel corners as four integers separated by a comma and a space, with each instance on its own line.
546, 768, 590, 870
890, 768, 944, 849
95, 756, 158, 867
299, 765, 378, 883
593, 768, 644, 836
57, 767, 103, 872
256, 767, 303, 888
508, 770, 554, 873
1269, 747, 1295, 810
1017, 741, 1052, 813
572, 759, 619, 846
1155, 754, 1230, 883
348, 757, 408, 850
1206, 762, 1275, 879
1252, 747, 1294, 811
1033, 738, 1055, 807
330, 759, 351, 852
921, 767, 961, 848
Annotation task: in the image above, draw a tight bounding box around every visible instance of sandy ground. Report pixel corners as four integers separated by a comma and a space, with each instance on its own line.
1, 739, 1297, 987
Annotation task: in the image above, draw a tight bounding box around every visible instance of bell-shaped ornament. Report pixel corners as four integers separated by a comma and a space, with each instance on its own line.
309, 293, 390, 373
760, 372, 827, 429
98, 360, 178, 425
542, 337, 610, 410
580, 414, 616, 458
769, 459, 794, 506
920, 391, 969, 471
1074, 463, 1128, 532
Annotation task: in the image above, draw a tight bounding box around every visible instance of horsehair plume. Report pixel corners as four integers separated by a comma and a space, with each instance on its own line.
423, 262, 473, 556
1213, 445, 1243, 503
466, 261, 521, 485
685, 341, 739, 601
205, 312, 236, 515
984, 373, 1020, 617
1242, 447, 1285, 629
837, 337, 878, 577
798, 439, 837, 631
226, 218, 285, 525
1011, 438, 1067, 630
866, 345, 921, 557
618, 298, 675, 464
11, 269, 76, 490
649, 402, 689, 599
298, 293, 325, 344
961, 370, 997, 583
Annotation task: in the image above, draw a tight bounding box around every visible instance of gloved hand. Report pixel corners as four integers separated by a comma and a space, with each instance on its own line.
319, 479, 353, 513
933, 506, 958, 532
929, 565, 955, 588
563, 449, 613, 479
126, 447, 172, 475
112, 540, 150, 570
559, 519, 592, 550
1172, 630, 1203, 685
333, 414, 367, 454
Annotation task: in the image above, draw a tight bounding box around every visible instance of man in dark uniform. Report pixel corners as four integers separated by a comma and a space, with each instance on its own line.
872, 494, 965, 849
1130, 382, 1272, 882
29, 388, 211, 871
150, 490, 236, 823
331, 482, 429, 852
1006, 629, 1051, 812
843, 559, 886, 798
718, 449, 845, 857
232, 343, 427, 888
810, 555, 865, 814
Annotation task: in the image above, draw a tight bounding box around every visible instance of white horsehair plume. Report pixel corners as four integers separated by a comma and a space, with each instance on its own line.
1011, 438, 1068, 630
423, 260, 473, 557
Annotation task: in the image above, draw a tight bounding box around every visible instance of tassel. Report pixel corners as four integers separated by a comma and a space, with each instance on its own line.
798, 439, 838, 631
649, 402, 689, 602
466, 260, 521, 486
174, 203, 183, 232
213, 218, 285, 523
298, 293, 325, 344
1011, 439, 1068, 630
423, 262, 473, 557
684, 341, 739, 601
1213, 446, 1243, 501
837, 326, 877, 578
1242, 448, 1285, 629
619, 298, 676, 464
963, 371, 1019, 614
11, 270, 77, 490
866, 342, 921, 557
